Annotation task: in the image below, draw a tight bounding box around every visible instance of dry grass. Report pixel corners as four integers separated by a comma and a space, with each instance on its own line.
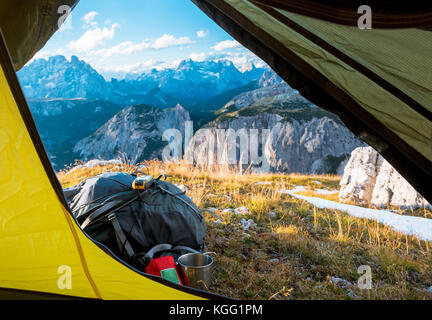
58, 159, 432, 300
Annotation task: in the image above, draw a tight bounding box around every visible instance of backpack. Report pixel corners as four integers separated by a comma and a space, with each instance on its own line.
64, 172, 207, 271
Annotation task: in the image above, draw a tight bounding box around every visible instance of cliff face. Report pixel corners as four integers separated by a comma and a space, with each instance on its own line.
186, 112, 361, 174
74, 104, 190, 163
186, 85, 364, 174
339, 147, 430, 208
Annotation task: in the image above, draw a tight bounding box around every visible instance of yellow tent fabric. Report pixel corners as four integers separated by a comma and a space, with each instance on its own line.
0, 31, 208, 300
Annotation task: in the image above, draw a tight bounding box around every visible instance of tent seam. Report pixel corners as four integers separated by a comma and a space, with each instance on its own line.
0, 28, 101, 300
60, 206, 103, 299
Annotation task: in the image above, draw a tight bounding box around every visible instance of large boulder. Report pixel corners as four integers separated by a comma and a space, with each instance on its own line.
339, 147, 430, 209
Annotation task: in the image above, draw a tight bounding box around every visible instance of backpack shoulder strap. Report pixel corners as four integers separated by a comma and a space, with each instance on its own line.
108, 212, 137, 259
80, 191, 139, 229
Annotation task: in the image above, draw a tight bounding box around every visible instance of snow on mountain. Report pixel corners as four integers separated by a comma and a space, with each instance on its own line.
111, 59, 264, 107
18, 55, 267, 108
18, 55, 111, 100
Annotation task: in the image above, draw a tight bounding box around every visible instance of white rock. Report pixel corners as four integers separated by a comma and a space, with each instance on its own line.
176, 184, 189, 193
235, 207, 250, 215
339, 147, 430, 209
64, 159, 123, 175
240, 218, 257, 231
371, 160, 429, 208
84, 159, 123, 168
331, 277, 352, 288
268, 211, 277, 219
269, 258, 279, 263
339, 147, 379, 206
223, 208, 236, 214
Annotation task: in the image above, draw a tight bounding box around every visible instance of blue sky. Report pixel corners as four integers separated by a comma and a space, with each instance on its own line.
32, 0, 266, 78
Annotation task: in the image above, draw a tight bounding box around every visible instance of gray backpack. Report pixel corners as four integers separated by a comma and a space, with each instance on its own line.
64, 172, 207, 270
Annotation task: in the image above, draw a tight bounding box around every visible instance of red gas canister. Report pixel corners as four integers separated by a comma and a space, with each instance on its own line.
145, 256, 183, 285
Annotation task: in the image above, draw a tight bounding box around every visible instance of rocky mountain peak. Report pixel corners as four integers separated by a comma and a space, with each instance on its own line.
73, 103, 191, 164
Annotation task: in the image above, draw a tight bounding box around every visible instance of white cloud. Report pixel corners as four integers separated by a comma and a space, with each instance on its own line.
28, 51, 52, 62
67, 23, 119, 52
196, 30, 208, 38
97, 59, 164, 74
151, 34, 194, 49
83, 11, 99, 22
92, 41, 136, 58
189, 52, 207, 61
211, 40, 241, 51
91, 34, 195, 58
82, 11, 99, 28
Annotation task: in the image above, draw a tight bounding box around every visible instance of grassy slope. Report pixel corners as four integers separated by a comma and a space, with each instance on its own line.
58, 160, 432, 300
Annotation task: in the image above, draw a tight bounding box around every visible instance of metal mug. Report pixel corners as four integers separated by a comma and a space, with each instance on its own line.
178, 252, 215, 290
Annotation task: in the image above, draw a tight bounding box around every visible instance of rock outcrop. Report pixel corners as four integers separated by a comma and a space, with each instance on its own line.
187, 85, 364, 174
74, 104, 190, 163
339, 147, 430, 208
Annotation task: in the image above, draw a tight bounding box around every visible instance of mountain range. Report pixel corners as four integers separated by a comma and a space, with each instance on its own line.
19, 55, 265, 108
18, 55, 363, 173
